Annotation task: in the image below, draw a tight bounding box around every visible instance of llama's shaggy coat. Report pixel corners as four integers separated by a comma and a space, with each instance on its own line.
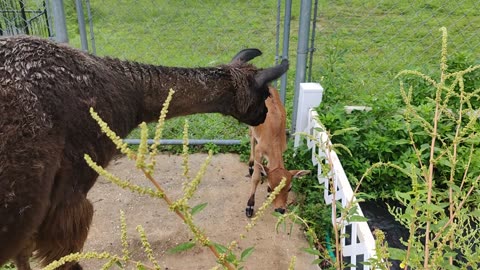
0, 35, 288, 270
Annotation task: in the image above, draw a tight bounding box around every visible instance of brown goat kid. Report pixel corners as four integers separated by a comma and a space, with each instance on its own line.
0, 35, 288, 270
246, 86, 310, 217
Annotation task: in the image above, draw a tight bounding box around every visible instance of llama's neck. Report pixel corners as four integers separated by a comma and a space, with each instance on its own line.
102, 57, 237, 123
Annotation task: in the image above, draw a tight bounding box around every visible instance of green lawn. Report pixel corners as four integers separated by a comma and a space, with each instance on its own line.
314, 0, 480, 105
62, 0, 480, 140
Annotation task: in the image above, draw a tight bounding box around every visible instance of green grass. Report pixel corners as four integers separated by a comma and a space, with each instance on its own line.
62, 0, 480, 141
314, 0, 480, 106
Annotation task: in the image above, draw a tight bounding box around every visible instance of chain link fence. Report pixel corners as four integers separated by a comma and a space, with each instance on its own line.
0, 0, 52, 37
310, 0, 480, 106
4, 1, 478, 143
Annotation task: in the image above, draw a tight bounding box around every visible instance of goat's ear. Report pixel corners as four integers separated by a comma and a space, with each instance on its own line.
230, 48, 262, 64
255, 59, 289, 86
290, 170, 311, 178
255, 161, 269, 176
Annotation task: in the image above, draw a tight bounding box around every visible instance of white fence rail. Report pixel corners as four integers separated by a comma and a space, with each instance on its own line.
294, 83, 376, 269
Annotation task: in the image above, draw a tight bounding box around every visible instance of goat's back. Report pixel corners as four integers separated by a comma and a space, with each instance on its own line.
250, 86, 287, 153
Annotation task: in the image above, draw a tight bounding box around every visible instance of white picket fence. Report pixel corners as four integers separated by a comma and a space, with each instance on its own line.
294, 83, 376, 269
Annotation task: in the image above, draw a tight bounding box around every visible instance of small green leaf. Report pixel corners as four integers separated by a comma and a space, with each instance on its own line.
423, 203, 444, 213
191, 202, 208, 215
348, 215, 369, 222
471, 209, 480, 216
136, 265, 146, 270
213, 242, 228, 254
444, 251, 458, 257
388, 247, 406, 261
226, 252, 236, 263
302, 247, 321, 256
115, 260, 124, 269
167, 241, 196, 253
240, 247, 255, 261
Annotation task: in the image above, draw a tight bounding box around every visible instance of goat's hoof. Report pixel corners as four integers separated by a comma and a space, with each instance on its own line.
274, 208, 286, 215
246, 206, 254, 218
248, 166, 254, 176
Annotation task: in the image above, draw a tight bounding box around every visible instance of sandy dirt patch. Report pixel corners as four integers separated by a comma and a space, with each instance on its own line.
81, 153, 318, 270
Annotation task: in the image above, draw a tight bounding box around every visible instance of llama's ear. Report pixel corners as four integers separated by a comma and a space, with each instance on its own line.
255, 59, 289, 86
290, 170, 311, 178
230, 48, 262, 63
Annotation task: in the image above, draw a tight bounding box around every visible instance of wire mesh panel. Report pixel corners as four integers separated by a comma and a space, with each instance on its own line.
67, 0, 291, 143
311, 0, 480, 105
0, 0, 51, 37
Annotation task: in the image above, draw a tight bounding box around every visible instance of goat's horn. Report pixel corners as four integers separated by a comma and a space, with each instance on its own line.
254, 59, 289, 86
230, 48, 262, 63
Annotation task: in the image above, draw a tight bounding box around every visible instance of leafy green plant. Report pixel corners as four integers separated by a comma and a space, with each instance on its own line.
317, 44, 480, 199
364, 27, 480, 269
317, 100, 416, 198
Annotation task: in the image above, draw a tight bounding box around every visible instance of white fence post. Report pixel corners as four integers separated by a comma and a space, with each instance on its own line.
293, 81, 377, 268
294, 82, 324, 148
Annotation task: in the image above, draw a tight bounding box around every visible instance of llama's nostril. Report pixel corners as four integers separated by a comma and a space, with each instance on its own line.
274, 208, 286, 214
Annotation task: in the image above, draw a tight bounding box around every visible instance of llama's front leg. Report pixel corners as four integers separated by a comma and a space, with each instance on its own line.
246, 161, 262, 217
14, 239, 34, 270
36, 192, 93, 270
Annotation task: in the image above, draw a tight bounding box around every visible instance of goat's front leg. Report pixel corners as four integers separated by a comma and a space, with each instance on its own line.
248, 128, 256, 176
246, 157, 263, 217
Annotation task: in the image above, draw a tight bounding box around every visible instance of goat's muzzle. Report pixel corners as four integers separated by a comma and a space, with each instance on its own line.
274, 208, 286, 214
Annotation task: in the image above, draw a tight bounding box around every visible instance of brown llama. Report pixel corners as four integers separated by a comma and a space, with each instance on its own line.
0, 35, 288, 270
246, 86, 310, 217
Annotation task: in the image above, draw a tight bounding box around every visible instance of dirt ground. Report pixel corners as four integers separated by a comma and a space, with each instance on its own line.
81, 153, 318, 270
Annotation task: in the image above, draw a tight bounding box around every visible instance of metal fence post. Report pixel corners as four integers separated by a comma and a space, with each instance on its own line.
307, 0, 319, 81
279, 0, 292, 105
51, 0, 68, 43
85, 0, 96, 54
75, 0, 88, 51
291, 0, 312, 134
